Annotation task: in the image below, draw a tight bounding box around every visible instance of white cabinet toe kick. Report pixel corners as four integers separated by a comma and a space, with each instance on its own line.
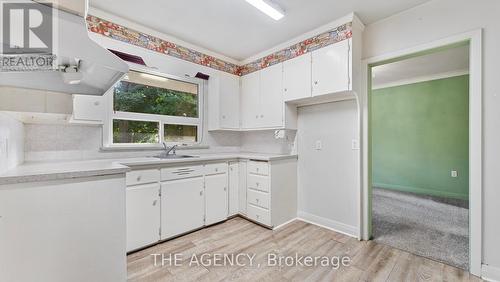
126, 158, 297, 252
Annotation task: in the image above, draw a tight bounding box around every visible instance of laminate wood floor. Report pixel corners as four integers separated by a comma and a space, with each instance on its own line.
128, 217, 482, 282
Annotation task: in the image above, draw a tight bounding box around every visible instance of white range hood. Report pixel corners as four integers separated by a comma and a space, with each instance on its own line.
0, 1, 129, 95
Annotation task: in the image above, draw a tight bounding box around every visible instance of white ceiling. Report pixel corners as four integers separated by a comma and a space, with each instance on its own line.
372, 44, 470, 88
90, 0, 431, 61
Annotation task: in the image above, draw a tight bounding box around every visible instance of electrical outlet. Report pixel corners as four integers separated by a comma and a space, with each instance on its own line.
315, 140, 322, 150
451, 170, 458, 178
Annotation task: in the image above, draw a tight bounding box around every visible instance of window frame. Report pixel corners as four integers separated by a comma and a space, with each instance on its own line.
103, 66, 204, 148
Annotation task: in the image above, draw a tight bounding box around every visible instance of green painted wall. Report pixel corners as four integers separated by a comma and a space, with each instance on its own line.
372, 75, 469, 199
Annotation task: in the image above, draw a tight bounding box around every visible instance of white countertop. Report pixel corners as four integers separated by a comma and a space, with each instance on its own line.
0, 152, 297, 185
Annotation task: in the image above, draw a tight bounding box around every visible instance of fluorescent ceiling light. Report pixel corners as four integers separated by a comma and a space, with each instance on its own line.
245, 0, 285, 21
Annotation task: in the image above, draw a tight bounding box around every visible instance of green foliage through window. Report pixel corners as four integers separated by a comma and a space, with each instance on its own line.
113, 119, 159, 144
113, 81, 198, 118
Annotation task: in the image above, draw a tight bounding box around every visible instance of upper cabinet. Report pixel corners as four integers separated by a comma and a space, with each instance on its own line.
240, 64, 296, 130
240, 71, 261, 129
259, 63, 284, 128
208, 73, 240, 130
311, 39, 351, 96
209, 15, 363, 131
283, 53, 312, 102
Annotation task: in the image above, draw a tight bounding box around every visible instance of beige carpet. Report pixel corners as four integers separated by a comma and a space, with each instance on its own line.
372, 188, 469, 270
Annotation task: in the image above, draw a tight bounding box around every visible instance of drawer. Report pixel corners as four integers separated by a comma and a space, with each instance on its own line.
204, 162, 228, 175
126, 169, 160, 186
247, 189, 270, 210
248, 161, 269, 176
247, 204, 271, 226
161, 165, 204, 181
247, 174, 270, 192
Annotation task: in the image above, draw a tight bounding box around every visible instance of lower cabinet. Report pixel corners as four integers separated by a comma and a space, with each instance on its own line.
228, 162, 239, 216
160, 176, 205, 240
205, 172, 228, 225
126, 183, 161, 252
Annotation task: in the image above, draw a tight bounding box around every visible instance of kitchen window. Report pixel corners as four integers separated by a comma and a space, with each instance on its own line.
107, 69, 203, 147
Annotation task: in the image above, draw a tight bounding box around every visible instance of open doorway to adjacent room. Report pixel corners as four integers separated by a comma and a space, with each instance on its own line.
369, 42, 471, 270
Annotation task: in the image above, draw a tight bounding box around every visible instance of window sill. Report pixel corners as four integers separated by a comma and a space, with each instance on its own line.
99, 144, 209, 152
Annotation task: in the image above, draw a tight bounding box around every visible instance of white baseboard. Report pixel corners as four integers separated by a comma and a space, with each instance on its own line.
297, 211, 358, 238
273, 217, 298, 230
482, 264, 500, 282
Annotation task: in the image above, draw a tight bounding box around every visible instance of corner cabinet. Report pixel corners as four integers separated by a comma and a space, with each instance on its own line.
241, 64, 297, 130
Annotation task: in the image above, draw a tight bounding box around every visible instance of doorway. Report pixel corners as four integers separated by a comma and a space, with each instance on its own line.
361, 30, 482, 275
370, 43, 470, 269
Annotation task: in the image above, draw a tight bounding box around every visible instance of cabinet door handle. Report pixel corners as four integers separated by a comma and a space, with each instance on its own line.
284, 88, 287, 92
136, 176, 141, 182
200, 191, 203, 196
224, 187, 227, 191
255, 115, 259, 119
94, 101, 100, 106
152, 200, 157, 206
314, 81, 318, 85
256, 198, 259, 203
256, 182, 259, 186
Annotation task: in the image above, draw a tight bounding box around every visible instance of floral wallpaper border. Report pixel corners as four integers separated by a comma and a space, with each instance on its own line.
86, 15, 352, 76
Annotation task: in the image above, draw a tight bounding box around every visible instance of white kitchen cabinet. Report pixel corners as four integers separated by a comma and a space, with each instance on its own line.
205, 171, 228, 225
245, 159, 297, 228
126, 183, 160, 252
260, 63, 284, 128
228, 162, 239, 216
283, 53, 312, 101
0, 175, 127, 282
311, 39, 351, 96
161, 176, 205, 240
238, 161, 248, 215
208, 73, 240, 130
240, 71, 260, 129
70, 94, 105, 124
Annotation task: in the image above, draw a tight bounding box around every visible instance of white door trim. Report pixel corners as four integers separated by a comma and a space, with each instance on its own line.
360, 29, 482, 276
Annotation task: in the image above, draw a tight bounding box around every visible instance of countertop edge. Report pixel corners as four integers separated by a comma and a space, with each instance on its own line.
0, 154, 298, 185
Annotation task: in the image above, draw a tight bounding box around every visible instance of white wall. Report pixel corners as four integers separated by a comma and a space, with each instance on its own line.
297, 100, 359, 236
362, 0, 500, 270
0, 113, 24, 173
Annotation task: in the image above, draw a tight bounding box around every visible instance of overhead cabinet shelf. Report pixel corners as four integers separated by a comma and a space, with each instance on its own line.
208, 19, 363, 131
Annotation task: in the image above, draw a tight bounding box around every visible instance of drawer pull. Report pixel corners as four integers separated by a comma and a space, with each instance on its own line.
256, 215, 260, 219
256, 199, 259, 203
215, 168, 219, 172
256, 182, 259, 186
136, 176, 141, 181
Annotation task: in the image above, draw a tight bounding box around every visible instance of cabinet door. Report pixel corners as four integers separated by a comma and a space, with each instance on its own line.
72, 94, 105, 122
238, 161, 248, 215
311, 39, 350, 96
161, 177, 204, 240
283, 54, 312, 101
260, 63, 284, 128
240, 71, 260, 129
126, 183, 160, 252
205, 173, 228, 225
219, 74, 240, 129
228, 163, 239, 216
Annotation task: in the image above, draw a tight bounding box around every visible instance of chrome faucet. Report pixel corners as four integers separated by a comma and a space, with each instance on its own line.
162, 142, 178, 156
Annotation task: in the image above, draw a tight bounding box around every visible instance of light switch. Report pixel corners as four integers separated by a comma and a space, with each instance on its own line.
451, 170, 458, 178
0, 138, 7, 158
352, 139, 360, 150
315, 140, 322, 150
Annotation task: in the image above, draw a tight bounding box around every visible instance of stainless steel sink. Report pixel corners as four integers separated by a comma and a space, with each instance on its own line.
153, 154, 198, 159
